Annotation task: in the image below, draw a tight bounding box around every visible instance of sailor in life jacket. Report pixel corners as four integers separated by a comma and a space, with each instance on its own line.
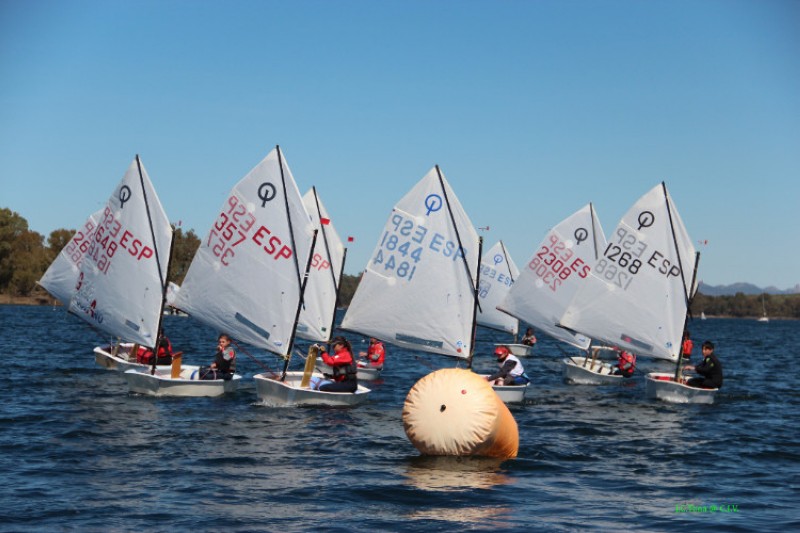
359, 337, 385, 369
486, 345, 529, 386
316, 336, 358, 393
681, 330, 694, 360
200, 333, 236, 380
136, 332, 173, 365
613, 350, 637, 378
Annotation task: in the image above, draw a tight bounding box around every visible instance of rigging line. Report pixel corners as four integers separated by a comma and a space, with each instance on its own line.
276, 145, 304, 292
135, 154, 170, 352
230, 339, 280, 378
499, 240, 515, 283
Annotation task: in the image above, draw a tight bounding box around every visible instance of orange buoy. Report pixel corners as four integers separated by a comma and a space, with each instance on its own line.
402, 368, 519, 458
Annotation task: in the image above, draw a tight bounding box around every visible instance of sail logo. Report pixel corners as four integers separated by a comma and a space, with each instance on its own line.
258, 182, 276, 207
424, 194, 442, 216
117, 185, 132, 209
73, 294, 104, 325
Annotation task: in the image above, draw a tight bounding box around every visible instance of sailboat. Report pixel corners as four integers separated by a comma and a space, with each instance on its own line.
497, 203, 615, 384
340, 165, 525, 403
476, 241, 528, 356
553, 184, 711, 403
39, 156, 176, 374
292, 187, 378, 382
125, 147, 330, 397
757, 294, 769, 323
202, 151, 368, 407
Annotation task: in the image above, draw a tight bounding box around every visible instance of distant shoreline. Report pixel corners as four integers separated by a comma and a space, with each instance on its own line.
2, 294, 796, 320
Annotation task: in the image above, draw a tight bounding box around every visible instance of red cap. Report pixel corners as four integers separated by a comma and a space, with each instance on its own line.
494, 346, 510, 359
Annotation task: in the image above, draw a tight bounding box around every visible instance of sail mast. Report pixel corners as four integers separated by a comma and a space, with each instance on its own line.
311, 186, 340, 302
589, 202, 601, 261
326, 248, 347, 348
435, 165, 479, 304
281, 229, 319, 380
151, 231, 176, 375
135, 154, 171, 352
276, 145, 304, 293
674, 251, 701, 382
467, 237, 483, 369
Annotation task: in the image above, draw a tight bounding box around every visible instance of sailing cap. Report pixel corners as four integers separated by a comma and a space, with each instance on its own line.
494, 346, 510, 359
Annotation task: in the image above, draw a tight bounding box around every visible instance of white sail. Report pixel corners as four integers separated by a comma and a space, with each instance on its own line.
560, 183, 697, 361
341, 166, 480, 359
165, 281, 180, 307
39, 209, 105, 307
68, 157, 173, 348
172, 147, 314, 356
295, 187, 345, 343
498, 203, 606, 350
476, 241, 519, 335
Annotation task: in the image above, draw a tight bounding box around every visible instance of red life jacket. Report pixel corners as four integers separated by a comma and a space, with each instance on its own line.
617, 351, 636, 376
367, 342, 385, 366
682, 339, 693, 356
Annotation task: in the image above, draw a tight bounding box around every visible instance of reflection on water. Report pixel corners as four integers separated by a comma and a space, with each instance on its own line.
403, 456, 512, 492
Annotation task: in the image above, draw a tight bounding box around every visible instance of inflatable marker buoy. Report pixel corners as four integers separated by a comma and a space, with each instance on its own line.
402, 368, 519, 459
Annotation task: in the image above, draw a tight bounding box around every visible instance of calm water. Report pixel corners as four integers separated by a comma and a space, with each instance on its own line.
0, 306, 797, 532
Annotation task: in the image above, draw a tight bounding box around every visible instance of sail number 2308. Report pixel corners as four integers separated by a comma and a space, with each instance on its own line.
528, 234, 589, 292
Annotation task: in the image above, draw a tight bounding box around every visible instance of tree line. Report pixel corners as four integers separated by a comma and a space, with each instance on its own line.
2, 207, 798, 317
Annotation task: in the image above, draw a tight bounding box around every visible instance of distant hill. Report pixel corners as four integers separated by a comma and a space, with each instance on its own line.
698, 282, 800, 296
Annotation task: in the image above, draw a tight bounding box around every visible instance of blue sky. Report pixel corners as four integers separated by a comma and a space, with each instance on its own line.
2, 0, 798, 290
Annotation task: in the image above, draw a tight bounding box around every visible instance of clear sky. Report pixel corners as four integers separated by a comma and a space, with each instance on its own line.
2, 0, 798, 290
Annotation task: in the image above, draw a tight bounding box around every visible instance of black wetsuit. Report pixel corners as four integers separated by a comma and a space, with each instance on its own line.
687, 352, 723, 389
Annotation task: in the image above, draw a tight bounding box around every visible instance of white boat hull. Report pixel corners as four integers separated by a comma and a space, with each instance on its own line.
315, 361, 382, 381
562, 356, 624, 385
94, 344, 172, 373
124, 366, 241, 397
491, 382, 528, 403
253, 371, 371, 407
495, 343, 533, 357
645, 372, 717, 404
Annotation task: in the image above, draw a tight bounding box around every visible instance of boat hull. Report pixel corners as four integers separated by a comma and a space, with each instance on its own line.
94, 344, 171, 373
124, 366, 241, 397
491, 382, 528, 403
645, 372, 717, 404
315, 361, 382, 381
495, 343, 533, 357
562, 356, 624, 385
253, 371, 371, 407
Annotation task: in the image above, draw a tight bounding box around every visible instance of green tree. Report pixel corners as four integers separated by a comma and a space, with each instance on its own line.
0, 208, 50, 295
168, 228, 200, 285
47, 228, 76, 255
